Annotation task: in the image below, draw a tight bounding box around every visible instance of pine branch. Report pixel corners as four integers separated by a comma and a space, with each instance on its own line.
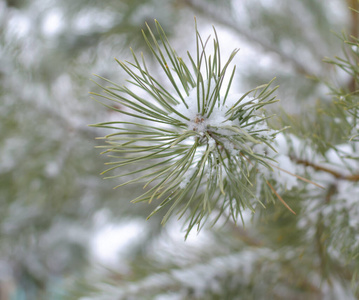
92, 20, 294, 234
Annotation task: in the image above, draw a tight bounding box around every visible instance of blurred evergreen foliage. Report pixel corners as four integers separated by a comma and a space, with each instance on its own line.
0, 0, 358, 299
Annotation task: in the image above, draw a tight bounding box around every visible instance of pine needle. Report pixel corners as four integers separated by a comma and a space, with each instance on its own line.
266, 180, 296, 215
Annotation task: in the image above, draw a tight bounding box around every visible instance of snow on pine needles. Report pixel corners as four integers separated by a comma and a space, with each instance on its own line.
91, 20, 314, 235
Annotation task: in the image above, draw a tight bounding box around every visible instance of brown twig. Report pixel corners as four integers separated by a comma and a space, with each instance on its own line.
348, 0, 359, 41
347, 0, 359, 92
291, 156, 359, 182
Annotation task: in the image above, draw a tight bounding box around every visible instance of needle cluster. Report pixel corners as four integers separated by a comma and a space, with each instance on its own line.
91, 20, 285, 235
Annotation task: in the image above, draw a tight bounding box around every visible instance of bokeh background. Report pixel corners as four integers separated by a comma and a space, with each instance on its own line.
0, 0, 355, 299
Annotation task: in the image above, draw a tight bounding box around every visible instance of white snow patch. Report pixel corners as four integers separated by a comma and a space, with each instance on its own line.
170, 83, 256, 136
91, 217, 146, 267
42, 9, 63, 36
